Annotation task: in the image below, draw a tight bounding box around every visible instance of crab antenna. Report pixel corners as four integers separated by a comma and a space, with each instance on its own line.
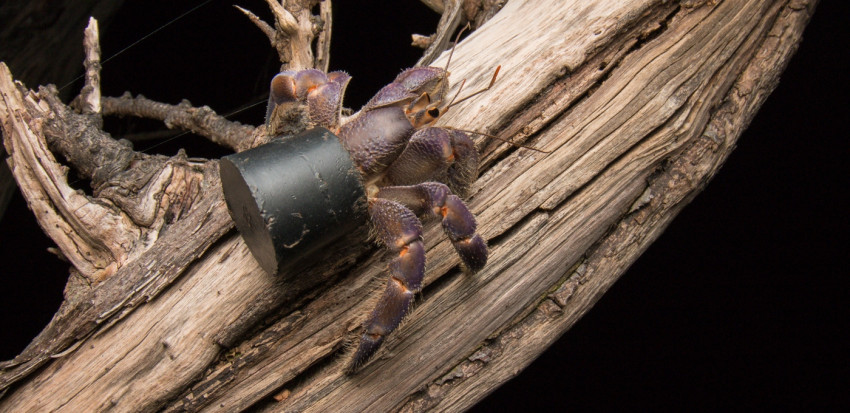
445, 79, 467, 111
435, 23, 471, 110
445, 65, 501, 111
446, 126, 552, 154
444, 23, 471, 76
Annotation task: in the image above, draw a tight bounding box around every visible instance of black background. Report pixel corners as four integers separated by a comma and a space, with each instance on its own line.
1, 1, 847, 410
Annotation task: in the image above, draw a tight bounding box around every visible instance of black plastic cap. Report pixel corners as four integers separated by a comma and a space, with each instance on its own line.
220, 127, 366, 274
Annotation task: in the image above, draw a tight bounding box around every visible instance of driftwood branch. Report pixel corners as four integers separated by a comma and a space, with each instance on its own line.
77, 18, 102, 116
413, 0, 507, 66
237, 0, 328, 71
102, 93, 258, 152
0, 0, 124, 221
0, 0, 817, 411
416, 0, 506, 29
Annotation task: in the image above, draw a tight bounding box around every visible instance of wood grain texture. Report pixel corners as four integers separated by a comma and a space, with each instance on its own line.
0, 0, 125, 220
0, 0, 816, 411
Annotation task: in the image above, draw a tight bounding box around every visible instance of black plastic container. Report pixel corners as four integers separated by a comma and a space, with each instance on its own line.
219, 127, 366, 274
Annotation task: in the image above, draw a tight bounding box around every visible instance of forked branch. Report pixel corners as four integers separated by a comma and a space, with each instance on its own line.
236, 0, 330, 71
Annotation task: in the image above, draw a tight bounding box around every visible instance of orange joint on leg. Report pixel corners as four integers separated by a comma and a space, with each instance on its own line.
391, 276, 409, 293
399, 245, 409, 257
443, 144, 455, 162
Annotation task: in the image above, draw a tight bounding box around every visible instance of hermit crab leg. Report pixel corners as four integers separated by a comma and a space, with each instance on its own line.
350, 199, 426, 371
377, 183, 487, 273
349, 182, 488, 372
384, 127, 479, 197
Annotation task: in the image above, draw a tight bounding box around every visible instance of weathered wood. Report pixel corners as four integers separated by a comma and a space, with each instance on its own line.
102, 93, 257, 152
0, 0, 816, 411
0, 0, 125, 221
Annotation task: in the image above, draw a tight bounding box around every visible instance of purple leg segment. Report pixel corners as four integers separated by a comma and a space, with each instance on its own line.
385, 128, 479, 198
350, 199, 426, 371
377, 183, 487, 273
349, 183, 487, 371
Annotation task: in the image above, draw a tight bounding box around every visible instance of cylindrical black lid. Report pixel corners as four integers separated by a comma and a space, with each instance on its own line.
220, 127, 366, 274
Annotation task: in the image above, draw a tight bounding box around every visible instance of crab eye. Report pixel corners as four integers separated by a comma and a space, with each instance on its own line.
428, 108, 440, 118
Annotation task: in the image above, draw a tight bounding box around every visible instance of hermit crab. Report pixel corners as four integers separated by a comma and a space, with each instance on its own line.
222, 53, 498, 372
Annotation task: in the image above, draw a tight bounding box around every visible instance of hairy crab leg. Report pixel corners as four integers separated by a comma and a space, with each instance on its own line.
349, 199, 426, 372
377, 183, 487, 273
384, 128, 479, 197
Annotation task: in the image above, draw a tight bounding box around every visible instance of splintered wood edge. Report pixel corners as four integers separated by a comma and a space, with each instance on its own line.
0, 65, 133, 280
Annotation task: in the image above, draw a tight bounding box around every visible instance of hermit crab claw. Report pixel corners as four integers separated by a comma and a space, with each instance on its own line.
266, 70, 351, 131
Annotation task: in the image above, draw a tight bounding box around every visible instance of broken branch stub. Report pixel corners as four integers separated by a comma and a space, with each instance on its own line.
237, 0, 328, 70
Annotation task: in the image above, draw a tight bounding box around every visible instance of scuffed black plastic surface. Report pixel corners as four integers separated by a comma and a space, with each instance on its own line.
220, 127, 366, 274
